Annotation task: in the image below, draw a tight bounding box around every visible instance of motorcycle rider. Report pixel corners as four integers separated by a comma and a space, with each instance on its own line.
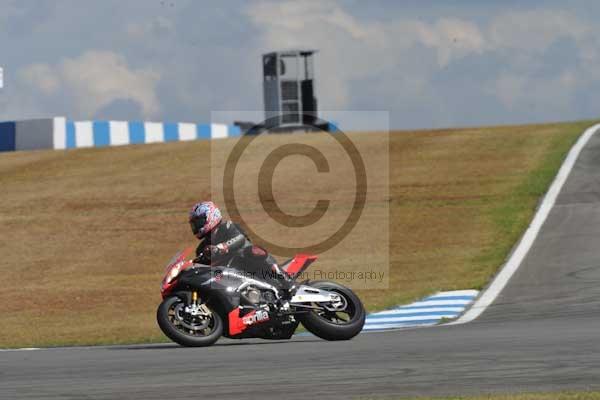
188, 201, 293, 296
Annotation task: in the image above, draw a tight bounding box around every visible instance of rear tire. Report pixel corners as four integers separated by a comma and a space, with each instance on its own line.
157, 296, 223, 347
297, 281, 366, 341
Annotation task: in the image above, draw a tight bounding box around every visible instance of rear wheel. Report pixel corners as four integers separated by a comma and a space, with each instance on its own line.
297, 281, 366, 340
157, 295, 222, 347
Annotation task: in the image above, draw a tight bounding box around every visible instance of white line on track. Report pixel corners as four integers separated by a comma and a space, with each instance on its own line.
453, 123, 600, 324
0, 348, 40, 352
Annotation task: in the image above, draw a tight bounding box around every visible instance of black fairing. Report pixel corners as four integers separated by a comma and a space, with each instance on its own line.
169, 264, 298, 339
174, 265, 242, 312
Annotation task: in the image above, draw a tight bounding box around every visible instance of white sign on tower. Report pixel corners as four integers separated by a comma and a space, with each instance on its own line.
0, 67, 3, 88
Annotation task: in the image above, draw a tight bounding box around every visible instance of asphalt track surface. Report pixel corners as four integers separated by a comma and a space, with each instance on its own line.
3, 130, 600, 399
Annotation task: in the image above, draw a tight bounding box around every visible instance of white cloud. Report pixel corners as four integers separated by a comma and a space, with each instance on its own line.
19, 64, 60, 94
486, 9, 600, 113
491, 71, 578, 114
126, 16, 174, 40
19, 50, 161, 118
6, 1, 600, 129
491, 73, 527, 109
246, 0, 485, 109
246, 1, 600, 126
488, 10, 588, 53
417, 18, 485, 67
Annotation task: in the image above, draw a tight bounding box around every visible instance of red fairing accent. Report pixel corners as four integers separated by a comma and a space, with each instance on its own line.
178, 247, 195, 263
161, 280, 178, 298
284, 254, 318, 277
228, 308, 271, 336
228, 308, 247, 336
160, 259, 193, 298
160, 247, 195, 298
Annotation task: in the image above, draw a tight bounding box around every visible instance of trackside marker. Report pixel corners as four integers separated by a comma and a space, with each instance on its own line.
453, 123, 600, 324
361, 290, 478, 331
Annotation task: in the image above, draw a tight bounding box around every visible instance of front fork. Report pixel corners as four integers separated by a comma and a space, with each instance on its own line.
187, 291, 215, 319
184, 291, 204, 316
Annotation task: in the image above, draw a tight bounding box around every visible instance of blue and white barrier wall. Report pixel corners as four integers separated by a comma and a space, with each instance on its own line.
0, 117, 241, 152
0, 118, 66, 152
64, 120, 241, 149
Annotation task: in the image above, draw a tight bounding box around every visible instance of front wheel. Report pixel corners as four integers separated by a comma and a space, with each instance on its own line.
157, 295, 223, 347
297, 281, 366, 341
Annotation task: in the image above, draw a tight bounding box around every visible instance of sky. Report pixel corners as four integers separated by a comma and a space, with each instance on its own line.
1, 0, 600, 130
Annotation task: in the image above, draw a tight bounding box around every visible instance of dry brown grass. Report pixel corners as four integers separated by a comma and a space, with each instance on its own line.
0, 120, 591, 347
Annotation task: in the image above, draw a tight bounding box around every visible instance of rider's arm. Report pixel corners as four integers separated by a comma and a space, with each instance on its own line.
209, 221, 248, 256
195, 241, 204, 257
194, 241, 209, 264
216, 221, 247, 253
219, 233, 246, 253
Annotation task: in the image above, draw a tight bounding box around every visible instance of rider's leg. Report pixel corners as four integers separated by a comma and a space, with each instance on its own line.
265, 254, 293, 290
243, 246, 294, 299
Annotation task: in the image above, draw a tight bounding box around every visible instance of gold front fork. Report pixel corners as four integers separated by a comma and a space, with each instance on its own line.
192, 291, 198, 304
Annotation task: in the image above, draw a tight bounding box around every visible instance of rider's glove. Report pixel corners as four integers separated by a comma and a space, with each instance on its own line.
207, 243, 229, 257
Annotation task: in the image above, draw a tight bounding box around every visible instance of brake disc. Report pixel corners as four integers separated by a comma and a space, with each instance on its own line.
174, 303, 210, 331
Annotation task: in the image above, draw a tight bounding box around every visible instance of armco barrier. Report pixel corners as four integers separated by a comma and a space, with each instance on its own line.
0, 117, 241, 152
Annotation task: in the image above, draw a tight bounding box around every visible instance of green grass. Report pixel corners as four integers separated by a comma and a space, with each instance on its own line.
471, 121, 593, 290
470, 121, 589, 291
375, 120, 593, 310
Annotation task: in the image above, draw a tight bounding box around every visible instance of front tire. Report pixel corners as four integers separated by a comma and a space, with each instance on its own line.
157, 296, 223, 347
297, 281, 366, 341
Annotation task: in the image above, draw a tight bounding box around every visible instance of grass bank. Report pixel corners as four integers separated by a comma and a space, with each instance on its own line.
0, 120, 593, 347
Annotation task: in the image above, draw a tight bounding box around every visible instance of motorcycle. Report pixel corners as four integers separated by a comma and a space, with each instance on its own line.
156, 247, 366, 347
